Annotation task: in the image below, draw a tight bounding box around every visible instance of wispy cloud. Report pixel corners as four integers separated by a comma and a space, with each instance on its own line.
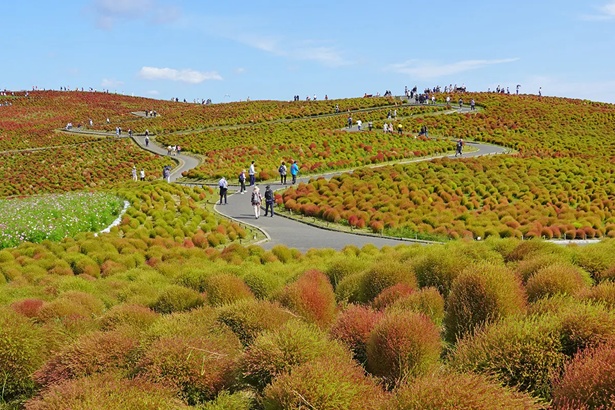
101, 78, 124, 88
138, 66, 222, 83
89, 0, 180, 29
206, 19, 350, 67
581, 1, 615, 20
386, 58, 519, 79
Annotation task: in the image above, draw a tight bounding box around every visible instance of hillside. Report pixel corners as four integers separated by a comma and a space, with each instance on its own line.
1, 90, 615, 409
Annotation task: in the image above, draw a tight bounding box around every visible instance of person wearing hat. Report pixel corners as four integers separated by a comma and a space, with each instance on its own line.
264, 185, 275, 217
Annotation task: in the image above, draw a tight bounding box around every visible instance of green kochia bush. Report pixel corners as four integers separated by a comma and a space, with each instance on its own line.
241, 320, 350, 390
444, 262, 526, 344
525, 262, 591, 302
366, 311, 441, 386
386, 286, 445, 325
24, 372, 190, 410
149, 284, 205, 313
451, 314, 566, 400
0, 309, 46, 402
216, 299, 294, 346
262, 355, 387, 410
387, 370, 546, 410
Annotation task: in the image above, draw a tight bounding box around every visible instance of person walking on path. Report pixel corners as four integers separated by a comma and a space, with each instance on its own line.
251, 186, 262, 218
279, 161, 287, 185
455, 138, 464, 157
218, 176, 228, 205
290, 161, 299, 184
144, 134, 150, 147
347, 115, 352, 128
140, 169, 145, 181
163, 166, 171, 182
357, 120, 362, 131
264, 185, 275, 217
131, 166, 137, 181
238, 169, 247, 194
249, 161, 256, 186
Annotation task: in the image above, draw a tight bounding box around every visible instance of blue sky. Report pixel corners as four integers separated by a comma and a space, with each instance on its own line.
2, 1, 614, 103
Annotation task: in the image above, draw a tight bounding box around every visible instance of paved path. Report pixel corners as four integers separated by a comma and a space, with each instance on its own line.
214, 140, 507, 252
67, 105, 509, 251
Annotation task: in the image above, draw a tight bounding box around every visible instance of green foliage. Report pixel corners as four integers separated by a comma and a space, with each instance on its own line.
444, 262, 526, 343
0, 309, 46, 402
24, 372, 190, 410
262, 355, 386, 410
202, 274, 254, 306
241, 320, 349, 390
98, 303, 159, 331
136, 332, 242, 405
386, 287, 445, 326
216, 299, 293, 346
525, 263, 591, 302
360, 260, 418, 303
199, 391, 254, 410
366, 311, 441, 385
33, 329, 139, 388
387, 371, 546, 410
149, 284, 206, 313
450, 314, 566, 400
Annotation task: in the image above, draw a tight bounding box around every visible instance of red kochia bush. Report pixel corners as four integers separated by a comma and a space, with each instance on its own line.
11, 298, 45, 318
277, 269, 336, 328
552, 341, 615, 409
372, 283, 415, 310
366, 311, 441, 385
330, 304, 384, 364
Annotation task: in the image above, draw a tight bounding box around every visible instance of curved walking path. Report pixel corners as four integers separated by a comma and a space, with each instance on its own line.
214, 140, 507, 252
67, 104, 512, 251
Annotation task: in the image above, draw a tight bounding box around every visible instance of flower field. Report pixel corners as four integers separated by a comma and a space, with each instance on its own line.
0, 192, 124, 248
1, 90, 615, 408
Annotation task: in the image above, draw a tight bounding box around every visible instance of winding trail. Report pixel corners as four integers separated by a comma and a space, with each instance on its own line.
67, 104, 511, 251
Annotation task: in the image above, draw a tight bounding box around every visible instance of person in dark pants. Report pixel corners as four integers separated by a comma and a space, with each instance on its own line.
264, 185, 275, 217
249, 161, 256, 186
218, 176, 228, 204
290, 160, 299, 184
279, 161, 287, 185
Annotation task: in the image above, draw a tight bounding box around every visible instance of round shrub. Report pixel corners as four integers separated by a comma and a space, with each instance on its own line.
555, 300, 615, 356
514, 252, 573, 284
450, 314, 566, 400
24, 372, 190, 410
99, 303, 159, 331
581, 280, 615, 308
444, 262, 526, 343
387, 287, 445, 325
11, 298, 45, 318
525, 263, 591, 302
242, 270, 285, 299
241, 320, 349, 390
372, 283, 415, 310
216, 299, 294, 346
263, 355, 386, 410
34, 329, 139, 388
149, 284, 206, 313
137, 333, 242, 405
0, 309, 46, 401
200, 390, 253, 410
366, 311, 441, 385
203, 274, 255, 306
360, 260, 418, 303
329, 304, 384, 364
324, 255, 371, 288
387, 370, 545, 410
413, 247, 467, 297
335, 271, 368, 303
551, 341, 615, 410
570, 241, 615, 282
277, 269, 336, 328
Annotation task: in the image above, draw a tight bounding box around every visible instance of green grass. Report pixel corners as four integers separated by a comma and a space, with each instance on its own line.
0, 192, 124, 248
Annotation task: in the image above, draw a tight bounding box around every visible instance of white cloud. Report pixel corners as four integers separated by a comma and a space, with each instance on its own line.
581, 1, 615, 20
387, 58, 519, 79
101, 78, 124, 88
89, 0, 180, 29
138, 66, 223, 83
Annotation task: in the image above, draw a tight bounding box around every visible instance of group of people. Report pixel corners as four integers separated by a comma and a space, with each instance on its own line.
166, 145, 181, 155
217, 160, 300, 218
131, 166, 146, 181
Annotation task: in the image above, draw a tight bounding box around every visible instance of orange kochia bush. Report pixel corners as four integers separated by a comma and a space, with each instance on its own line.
282, 155, 615, 240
